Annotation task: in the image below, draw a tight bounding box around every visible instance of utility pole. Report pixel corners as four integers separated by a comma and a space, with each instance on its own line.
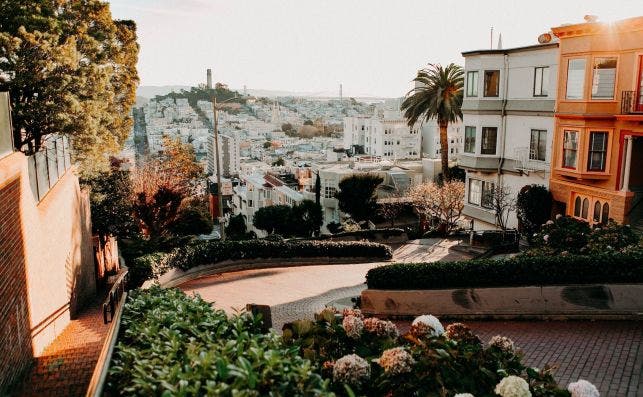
212, 96, 226, 240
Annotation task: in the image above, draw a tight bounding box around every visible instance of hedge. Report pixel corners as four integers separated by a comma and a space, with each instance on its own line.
366, 249, 643, 290
320, 228, 406, 240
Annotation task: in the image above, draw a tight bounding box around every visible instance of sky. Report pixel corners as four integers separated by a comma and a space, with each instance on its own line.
109, 0, 643, 98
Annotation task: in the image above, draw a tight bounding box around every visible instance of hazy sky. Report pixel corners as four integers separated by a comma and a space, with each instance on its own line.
109, 0, 642, 97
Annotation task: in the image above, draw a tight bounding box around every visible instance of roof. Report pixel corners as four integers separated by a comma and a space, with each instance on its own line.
461, 42, 559, 57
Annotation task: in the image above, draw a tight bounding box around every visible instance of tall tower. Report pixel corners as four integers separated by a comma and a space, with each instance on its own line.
243, 85, 247, 96
339, 83, 343, 102
206, 69, 212, 89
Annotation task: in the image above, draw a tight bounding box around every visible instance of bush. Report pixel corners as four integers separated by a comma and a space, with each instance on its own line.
168, 203, 213, 236
166, 240, 393, 272
283, 309, 567, 396
321, 228, 405, 240
107, 287, 331, 395
584, 221, 641, 255
516, 185, 552, 240
366, 249, 643, 290
127, 252, 170, 288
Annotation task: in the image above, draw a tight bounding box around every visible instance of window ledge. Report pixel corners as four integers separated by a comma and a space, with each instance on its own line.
554, 168, 611, 180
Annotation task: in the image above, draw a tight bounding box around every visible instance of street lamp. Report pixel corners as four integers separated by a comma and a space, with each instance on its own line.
211, 93, 239, 240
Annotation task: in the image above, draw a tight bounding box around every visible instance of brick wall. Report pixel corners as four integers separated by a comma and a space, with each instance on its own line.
0, 177, 33, 392
0, 151, 96, 390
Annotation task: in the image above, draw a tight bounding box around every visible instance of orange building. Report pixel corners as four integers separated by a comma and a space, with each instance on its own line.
549, 16, 643, 227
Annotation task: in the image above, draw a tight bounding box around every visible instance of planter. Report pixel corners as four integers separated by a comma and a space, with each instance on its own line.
145, 256, 388, 289
361, 284, 643, 320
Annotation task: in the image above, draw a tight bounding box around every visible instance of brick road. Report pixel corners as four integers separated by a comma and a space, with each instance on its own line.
179, 240, 643, 396
13, 302, 109, 397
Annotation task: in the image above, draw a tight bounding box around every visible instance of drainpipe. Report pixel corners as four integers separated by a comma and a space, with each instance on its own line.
496, 53, 510, 229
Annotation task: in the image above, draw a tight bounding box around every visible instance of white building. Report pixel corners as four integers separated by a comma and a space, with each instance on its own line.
459, 41, 559, 230
420, 121, 464, 160
343, 110, 421, 160
207, 132, 240, 178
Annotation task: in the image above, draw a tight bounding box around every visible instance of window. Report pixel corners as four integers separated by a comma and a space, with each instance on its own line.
593, 201, 601, 222
324, 186, 336, 199
563, 130, 578, 168
466, 71, 478, 97
529, 129, 547, 161
574, 196, 581, 217
591, 57, 617, 99
484, 70, 500, 97
601, 203, 609, 225
588, 131, 608, 171
468, 179, 494, 209
581, 198, 589, 219
533, 67, 549, 96
464, 126, 476, 153
481, 127, 497, 155
566, 59, 586, 99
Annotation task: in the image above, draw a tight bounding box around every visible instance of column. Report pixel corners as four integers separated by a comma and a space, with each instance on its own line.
621, 136, 633, 192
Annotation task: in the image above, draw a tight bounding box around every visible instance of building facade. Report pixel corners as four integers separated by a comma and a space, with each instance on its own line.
548, 16, 643, 227
207, 132, 241, 178
459, 42, 559, 230
343, 111, 421, 160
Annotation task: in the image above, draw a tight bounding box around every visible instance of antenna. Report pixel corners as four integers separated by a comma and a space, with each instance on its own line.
490, 27, 493, 49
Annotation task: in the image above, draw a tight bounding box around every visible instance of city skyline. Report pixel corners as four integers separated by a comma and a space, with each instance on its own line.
110, 0, 642, 97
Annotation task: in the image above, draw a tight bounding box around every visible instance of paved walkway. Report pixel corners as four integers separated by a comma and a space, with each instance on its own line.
179, 240, 643, 396
13, 301, 109, 397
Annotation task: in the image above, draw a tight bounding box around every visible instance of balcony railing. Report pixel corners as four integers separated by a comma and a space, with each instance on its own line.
621, 90, 643, 114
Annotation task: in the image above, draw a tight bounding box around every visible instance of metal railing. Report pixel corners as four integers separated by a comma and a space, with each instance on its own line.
27, 135, 72, 202
103, 270, 128, 324
621, 90, 643, 114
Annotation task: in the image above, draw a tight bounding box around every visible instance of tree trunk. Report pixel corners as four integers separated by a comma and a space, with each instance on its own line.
439, 122, 450, 180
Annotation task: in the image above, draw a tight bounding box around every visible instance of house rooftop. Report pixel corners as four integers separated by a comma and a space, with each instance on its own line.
461, 42, 558, 57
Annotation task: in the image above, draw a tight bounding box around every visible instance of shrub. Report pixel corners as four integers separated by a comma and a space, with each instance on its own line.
584, 221, 641, 255
366, 249, 643, 290
283, 310, 567, 396
107, 287, 331, 395
166, 240, 393, 272
530, 216, 591, 254
168, 202, 213, 236
320, 228, 406, 241
516, 185, 552, 240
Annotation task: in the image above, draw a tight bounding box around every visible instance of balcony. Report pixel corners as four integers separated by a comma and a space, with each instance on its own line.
458, 154, 501, 172
621, 91, 643, 114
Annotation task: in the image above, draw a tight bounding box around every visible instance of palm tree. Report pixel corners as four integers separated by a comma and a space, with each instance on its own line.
401, 63, 464, 180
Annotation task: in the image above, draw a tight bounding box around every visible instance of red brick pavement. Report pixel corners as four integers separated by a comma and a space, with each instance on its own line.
397, 320, 643, 397
12, 303, 109, 397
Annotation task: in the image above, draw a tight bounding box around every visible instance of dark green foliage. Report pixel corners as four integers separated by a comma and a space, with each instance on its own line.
165, 239, 393, 272
436, 166, 466, 184
226, 213, 255, 240
516, 185, 553, 240
283, 311, 567, 396
107, 287, 331, 396
366, 249, 643, 290
81, 169, 137, 240
253, 205, 293, 235
304, 119, 314, 125
132, 187, 184, 238
321, 228, 405, 240
584, 221, 641, 255
326, 221, 341, 234
168, 202, 213, 237
273, 157, 286, 166
336, 174, 384, 222
292, 200, 324, 237
530, 216, 592, 254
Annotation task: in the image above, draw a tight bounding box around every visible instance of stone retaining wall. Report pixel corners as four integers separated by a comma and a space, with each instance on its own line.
361, 284, 643, 320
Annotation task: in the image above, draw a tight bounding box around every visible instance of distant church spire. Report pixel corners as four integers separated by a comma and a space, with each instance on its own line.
497, 33, 503, 50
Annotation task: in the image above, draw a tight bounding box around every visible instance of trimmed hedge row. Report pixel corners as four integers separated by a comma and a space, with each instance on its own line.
165, 239, 393, 271
321, 228, 406, 240
366, 250, 643, 290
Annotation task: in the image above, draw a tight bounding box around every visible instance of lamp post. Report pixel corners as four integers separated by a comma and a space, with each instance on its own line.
211, 93, 239, 240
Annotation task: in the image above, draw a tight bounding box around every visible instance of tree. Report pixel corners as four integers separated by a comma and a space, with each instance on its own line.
0, 0, 139, 172
408, 181, 464, 235
263, 141, 272, 149
516, 185, 553, 240
132, 186, 184, 238
281, 122, 293, 133
82, 168, 137, 241
292, 200, 323, 237
272, 157, 285, 166
303, 119, 313, 126
377, 192, 408, 227
253, 205, 293, 235
490, 184, 516, 231
401, 63, 463, 180
336, 174, 383, 222
168, 200, 213, 237
226, 214, 251, 240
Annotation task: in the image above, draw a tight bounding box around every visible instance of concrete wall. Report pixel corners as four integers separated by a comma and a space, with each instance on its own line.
0, 151, 95, 390
361, 284, 643, 319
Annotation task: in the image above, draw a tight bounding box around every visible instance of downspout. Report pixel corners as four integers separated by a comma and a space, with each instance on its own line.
496, 53, 510, 228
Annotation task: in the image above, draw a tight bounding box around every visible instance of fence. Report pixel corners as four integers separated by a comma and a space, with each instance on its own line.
27, 135, 72, 202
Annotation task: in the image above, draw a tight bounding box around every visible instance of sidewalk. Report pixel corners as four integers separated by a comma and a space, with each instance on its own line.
13, 301, 109, 397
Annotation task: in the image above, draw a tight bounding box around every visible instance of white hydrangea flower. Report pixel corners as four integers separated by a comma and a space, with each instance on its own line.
363, 317, 399, 338
454, 394, 475, 397
342, 314, 364, 339
377, 347, 415, 375
555, 214, 562, 219
567, 379, 600, 397
333, 354, 370, 386
494, 375, 531, 397
411, 314, 444, 336
489, 335, 515, 353
543, 234, 549, 242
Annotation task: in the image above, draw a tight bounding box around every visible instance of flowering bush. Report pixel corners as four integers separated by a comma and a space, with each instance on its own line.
333, 354, 370, 386
411, 314, 444, 336
376, 347, 414, 375
530, 216, 591, 255
583, 221, 640, 255
454, 394, 475, 397
567, 379, 600, 397
489, 335, 515, 353
342, 315, 364, 339
495, 375, 532, 397
283, 311, 569, 396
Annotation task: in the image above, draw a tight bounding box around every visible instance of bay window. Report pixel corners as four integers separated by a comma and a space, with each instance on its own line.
591, 57, 617, 100
468, 179, 494, 209
466, 71, 478, 97
562, 130, 578, 168
587, 131, 608, 171
481, 127, 497, 155
484, 70, 500, 97
566, 59, 586, 99
464, 126, 476, 153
